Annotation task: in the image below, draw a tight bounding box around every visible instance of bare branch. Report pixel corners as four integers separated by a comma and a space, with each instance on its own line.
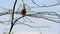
25, 17, 35, 23
40, 16, 60, 23
25, 0, 60, 8
26, 12, 60, 23
0, 11, 58, 16
0, 20, 49, 28
26, 11, 59, 17
0, 7, 11, 10
56, 0, 60, 3
18, 22, 49, 28
14, 16, 24, 24
0, 12, 9, 16
9, 0, 17, 34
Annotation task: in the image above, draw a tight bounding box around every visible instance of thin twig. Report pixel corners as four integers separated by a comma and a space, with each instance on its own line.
25, 17, 34, 23
14, 16, 24, 24
30, 0, 60, 8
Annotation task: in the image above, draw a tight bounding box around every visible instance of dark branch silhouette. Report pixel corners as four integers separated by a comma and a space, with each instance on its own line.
9, 0, 17, 34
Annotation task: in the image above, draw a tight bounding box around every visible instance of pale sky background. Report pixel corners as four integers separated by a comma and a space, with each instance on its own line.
0, 0, 60, 34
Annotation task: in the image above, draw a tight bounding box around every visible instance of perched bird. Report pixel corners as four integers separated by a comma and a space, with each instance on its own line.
20, 4, 26, 16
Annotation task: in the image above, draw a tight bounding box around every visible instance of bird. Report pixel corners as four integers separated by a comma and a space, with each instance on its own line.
20, 4, 26, 16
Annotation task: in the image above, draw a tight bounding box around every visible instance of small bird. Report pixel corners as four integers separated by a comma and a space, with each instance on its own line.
20, 4, 26, 16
